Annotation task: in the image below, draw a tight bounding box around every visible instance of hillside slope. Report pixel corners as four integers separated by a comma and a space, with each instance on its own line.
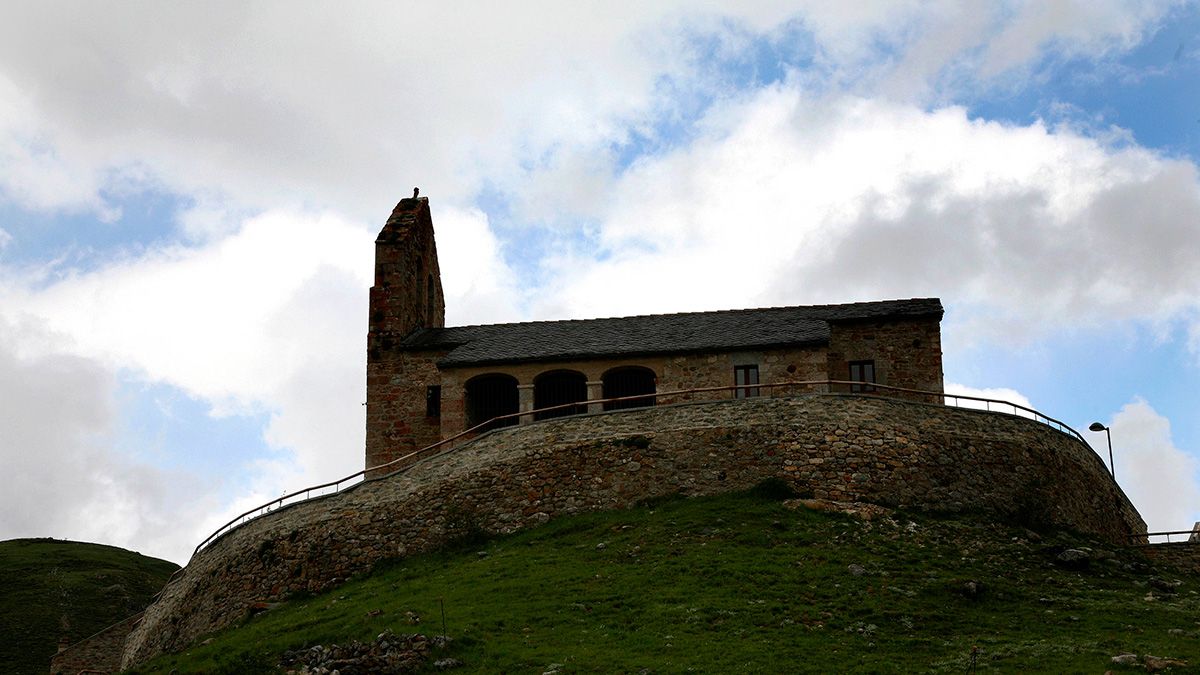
0, 538, 178, 675
132, 485, 1197, 673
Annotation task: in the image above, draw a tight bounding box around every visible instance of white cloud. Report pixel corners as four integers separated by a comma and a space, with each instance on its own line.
944, 382, 1035, 418
0, 3, 1175, 225
0, 319, 213, 563
0, 200, 519, 513
0, 4, 689, 222
978, 0, 1169, 79
4, 211, 374, 411
0, 210, 377, 551
437, 206, 524, 326
1098, 398, 1200, 532
529, 89, 1200, 351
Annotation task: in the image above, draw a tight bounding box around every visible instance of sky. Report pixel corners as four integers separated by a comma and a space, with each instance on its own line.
1, 1, 1199, 564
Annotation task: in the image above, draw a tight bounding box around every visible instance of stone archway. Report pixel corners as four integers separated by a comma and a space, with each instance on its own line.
602, 366, 657, 411
533, 369, 588, 420
465, 373, 519, 430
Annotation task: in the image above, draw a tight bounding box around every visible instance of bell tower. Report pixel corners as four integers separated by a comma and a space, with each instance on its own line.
368, 195, 445, 356
365, 194, 445, 471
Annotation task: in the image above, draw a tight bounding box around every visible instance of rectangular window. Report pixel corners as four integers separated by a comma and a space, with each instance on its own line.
848, 360, 876, 393
425, 385, 441, 418
734, 365, 760, 399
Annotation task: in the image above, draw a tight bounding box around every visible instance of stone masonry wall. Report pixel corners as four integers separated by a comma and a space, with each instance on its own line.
371, 315, 942, 469
1140, 544, 1200, 575
827, 317, 943, 395
123, 395, 1141, 668
365, 197, 445, 469
432, 345, 831, 438
51, 612, 142, 675
366, 350, 446, 471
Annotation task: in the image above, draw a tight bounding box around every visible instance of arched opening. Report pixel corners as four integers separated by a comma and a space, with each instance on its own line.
602, 366, 657, 411
534, 370, 588, 420
465, 373, 519, 431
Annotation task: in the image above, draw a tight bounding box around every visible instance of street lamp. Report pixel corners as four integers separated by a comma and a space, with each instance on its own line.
1089, 422, 1114, 480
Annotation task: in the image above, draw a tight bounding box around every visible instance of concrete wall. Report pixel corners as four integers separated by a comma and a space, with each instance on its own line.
122, 394, 1141, 668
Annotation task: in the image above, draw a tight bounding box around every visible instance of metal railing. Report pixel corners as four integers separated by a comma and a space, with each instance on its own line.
1131, 529, 1200, 545
938, 388, 1087, 445
192, 379, 1093, 556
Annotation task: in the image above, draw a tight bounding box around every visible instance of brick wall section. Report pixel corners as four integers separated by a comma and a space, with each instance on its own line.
365, 197, 444, 469
122, 395, 1141, 668
50, 612, 142, 675
1140, 544, 1200, 575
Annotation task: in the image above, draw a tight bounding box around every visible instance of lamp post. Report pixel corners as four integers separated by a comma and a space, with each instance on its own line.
1089, 422, 1114, 480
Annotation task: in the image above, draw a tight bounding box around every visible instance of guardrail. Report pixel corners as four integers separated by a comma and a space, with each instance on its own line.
192, 379, 1094, 556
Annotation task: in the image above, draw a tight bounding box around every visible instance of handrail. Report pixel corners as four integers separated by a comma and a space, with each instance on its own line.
192, 379, 1095, 556
1130, 529, 1200, 544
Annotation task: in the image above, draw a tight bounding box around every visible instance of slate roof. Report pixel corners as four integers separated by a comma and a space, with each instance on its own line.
398, 298, 942, 367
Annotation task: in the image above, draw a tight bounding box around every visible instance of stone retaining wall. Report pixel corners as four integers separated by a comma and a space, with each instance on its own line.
1140, 543, 1200, 575
122, 394, 1144, 668
51, 612, 142, 675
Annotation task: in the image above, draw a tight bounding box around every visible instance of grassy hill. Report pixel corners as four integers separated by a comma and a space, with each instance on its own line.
131, 484, 1198, 673
0, 538, 179, 675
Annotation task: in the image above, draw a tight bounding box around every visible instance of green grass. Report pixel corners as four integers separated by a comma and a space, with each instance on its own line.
132, 486, 1200, 673
0, 538, 179, 675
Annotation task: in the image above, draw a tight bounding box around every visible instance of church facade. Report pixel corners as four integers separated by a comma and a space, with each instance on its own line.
365, 196, 944, 470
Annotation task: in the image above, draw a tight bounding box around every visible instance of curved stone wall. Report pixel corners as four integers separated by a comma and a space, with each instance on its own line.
122, 394, 1144, 667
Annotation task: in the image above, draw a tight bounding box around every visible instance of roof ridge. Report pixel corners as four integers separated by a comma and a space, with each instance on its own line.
439, 297, 942, 331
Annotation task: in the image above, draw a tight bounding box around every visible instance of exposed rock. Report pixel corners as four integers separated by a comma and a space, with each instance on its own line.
1144, 654, 1188, 672
1111, 653, 1139, 666
785, 498, 894, 521
1109, 653, 1188, 672
279, 630, 434, 674
957, 580, 984, 599
1054, 548, 1090, 570
1149, 577, 1182, 594
847, 564, 866, 577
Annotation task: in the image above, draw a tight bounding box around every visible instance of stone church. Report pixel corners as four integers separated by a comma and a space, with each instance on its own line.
366, 196, 944, 470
